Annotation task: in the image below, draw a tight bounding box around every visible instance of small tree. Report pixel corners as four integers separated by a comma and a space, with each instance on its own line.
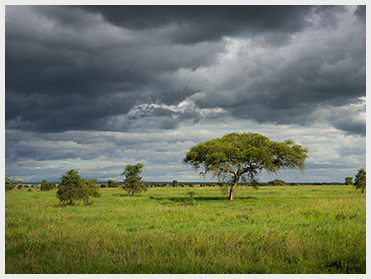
56, 169, 88, 205
5, 177, 13, 192
83, 178, 102, 205
172, 180, 179, 187
183, 132, 308, 200
354, 168, 366, 194
345, 176, 354, 185
40, 180, 57, 191
121, 163, 147, 196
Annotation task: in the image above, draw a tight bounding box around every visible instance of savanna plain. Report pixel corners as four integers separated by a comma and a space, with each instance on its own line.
5, 185, 366, 274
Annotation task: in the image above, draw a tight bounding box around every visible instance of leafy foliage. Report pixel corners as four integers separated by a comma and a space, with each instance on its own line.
56, 169, 88, 205
354, 168, 366, 193
121, 163, 147, 196
345, 177, 354, 185
183, 132, 308, 200
40, 180, 57, 191
83, 178, 102, 205
107, 179, 120, 188
268, 179, 286, 186
5, 177, 13, 192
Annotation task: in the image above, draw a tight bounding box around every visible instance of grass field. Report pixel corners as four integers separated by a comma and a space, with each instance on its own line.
5, 185, 366, 274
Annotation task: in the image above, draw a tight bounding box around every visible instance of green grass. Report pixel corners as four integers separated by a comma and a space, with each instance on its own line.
5, 185, 366, 273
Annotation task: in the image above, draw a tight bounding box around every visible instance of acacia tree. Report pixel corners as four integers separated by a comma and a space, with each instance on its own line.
121, 163, 147, 196
183, 132, 308, 200
354, 168, 366, 193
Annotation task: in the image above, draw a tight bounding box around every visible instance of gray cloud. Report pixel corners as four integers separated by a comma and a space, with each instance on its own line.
5, 5, 366, 182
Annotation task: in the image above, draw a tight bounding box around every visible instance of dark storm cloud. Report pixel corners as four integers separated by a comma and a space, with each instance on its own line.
5, 5, 366, 137
80, 5, 315, 44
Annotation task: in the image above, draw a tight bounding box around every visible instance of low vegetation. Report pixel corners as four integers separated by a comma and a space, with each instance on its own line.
5, 185, 365, 274
40, 180, 57, 191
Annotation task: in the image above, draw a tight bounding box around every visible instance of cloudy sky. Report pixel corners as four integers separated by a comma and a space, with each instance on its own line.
4, 4, 366, 183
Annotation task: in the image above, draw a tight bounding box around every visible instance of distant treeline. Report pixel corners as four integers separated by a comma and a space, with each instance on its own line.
15, 181, 345, 189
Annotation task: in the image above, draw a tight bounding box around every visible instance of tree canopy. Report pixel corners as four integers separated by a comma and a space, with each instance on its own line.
354, 168, 366, 194
183, 132, 308, 200
56, 169, 88, 205
345, 176, 354, 185
121, 163, 147, 196
56, 170, 101, 205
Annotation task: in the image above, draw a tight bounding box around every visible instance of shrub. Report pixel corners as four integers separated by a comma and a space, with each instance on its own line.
17, 184, 23, 189
345, 177, 354, 185
40, 180, 57, 191
121, 163, 147, 196
5, 178, 13, 192
107, 180, 120, 188
83, 178, 102, 205
56, 169, 88, 205
268, 179, 285, 186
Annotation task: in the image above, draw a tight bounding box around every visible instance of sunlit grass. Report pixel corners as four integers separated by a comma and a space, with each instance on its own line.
5, 185, 365, 273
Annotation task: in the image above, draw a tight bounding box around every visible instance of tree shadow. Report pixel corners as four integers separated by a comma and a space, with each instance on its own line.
148, 196, 257, 202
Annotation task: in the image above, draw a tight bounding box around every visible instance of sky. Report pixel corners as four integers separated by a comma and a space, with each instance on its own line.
4, 4, 366, 183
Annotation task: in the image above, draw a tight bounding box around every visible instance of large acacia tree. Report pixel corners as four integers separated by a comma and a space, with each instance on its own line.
183, 132, 308, 200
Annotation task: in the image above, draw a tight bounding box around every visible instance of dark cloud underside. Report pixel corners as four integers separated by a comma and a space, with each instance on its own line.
5, 5, 366, 182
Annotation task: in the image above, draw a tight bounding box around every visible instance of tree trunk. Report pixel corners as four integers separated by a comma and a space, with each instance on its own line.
228, 174, 240, 200
228, 184, 237, 200
228, 187, 235, 200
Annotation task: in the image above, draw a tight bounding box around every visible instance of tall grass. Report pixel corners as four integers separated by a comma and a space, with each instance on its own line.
5, 185, 365, 273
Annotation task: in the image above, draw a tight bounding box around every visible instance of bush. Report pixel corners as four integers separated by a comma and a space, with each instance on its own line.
5, 178, 13, 192
83, 178, 102, 205
345, 177, 354, 185
121, 163, 147, 196
107, 180, 120, 188
17, 184, 23, 189
40, 180, 57, 191
268, 179, 285, 186
56, 170, 88, 205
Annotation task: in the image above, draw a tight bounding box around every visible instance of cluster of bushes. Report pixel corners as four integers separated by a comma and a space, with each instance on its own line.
56, 170, 101, 205
5, 178, 23, 191
100, 179, 121, 188
40, 180, 57, 191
